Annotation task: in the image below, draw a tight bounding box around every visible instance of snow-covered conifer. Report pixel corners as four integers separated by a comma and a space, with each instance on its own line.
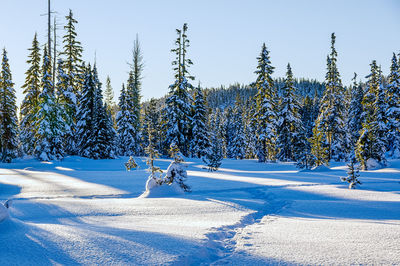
34, 46, 64, 161
341, 155, 361, 189
165, 23, 194, 155
190, 84, 209, 158
116, 84, 130, 155
385, 53, 400, 157
0, 49, 19, 162
125, 71, 141, 155
60, 9, 83, 154
348, 73, 364, 147
165, 143, 190, 192
253, 43, 277, 162
276, 63, 304, 161
203, 112, 223, 171
313, 33, 347, 162
20, 33, 41, 155
356, 61, 386, 169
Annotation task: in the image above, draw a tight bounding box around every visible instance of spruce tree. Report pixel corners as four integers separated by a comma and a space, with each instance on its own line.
313, 33, 347, 162
145, 107, 163, 185
91, 64, 116, 159
143, 98, 161, 152
253, 43, 277, 162
190, 84, 209, 158
356, 60, 386, 169
165, 143, 191, 192
341, 155, 361, 189
309, 126, 329, 166
76, 64, 96, 157
76, 64, 115, 159
244, 100, 257, 159
116, 84, 132, 155
125, 71, 141, 155
276, 64, 304, 161
35, 46, 64, 161
0, 49, 19, 162
20, 33, 41, 155
60, 9, 83, 154
165, 23, 194, 155
203, 112, 223, 171
104, 76, 117, 125
348, 73, 364, 147
386, 53, 400, 157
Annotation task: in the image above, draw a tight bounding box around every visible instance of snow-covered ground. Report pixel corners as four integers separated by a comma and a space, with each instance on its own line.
1, 156, 399, 265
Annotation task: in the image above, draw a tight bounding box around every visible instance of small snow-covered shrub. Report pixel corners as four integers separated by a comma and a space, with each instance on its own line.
124, 156, 138, 171
366, 158, 382, 170
341, 157, 361, 189
203, 134, 223, 171
165, 143, 191, 192
144, 137, 164, 190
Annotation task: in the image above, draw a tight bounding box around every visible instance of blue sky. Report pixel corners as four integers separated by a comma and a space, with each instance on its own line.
0, 0, 399, 104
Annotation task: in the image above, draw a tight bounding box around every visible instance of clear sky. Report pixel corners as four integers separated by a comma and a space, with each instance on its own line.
1, 0, 399, 105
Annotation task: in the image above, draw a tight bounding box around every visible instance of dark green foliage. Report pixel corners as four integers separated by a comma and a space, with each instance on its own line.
313, 33, 347, 162
165, 23, 194, 156
253, 43, 277, 162
35, 46, 65, 161
20, 33, 41, 155
59, 9, 83, 154
341, 156, 361, 189
0, 49, 19, 162
190, 84, 209, 158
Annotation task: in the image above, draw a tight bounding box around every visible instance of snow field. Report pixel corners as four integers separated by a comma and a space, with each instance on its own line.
1, 156, 399, 265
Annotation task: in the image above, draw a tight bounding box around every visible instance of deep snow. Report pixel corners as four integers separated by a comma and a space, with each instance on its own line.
0, 156, 399, 265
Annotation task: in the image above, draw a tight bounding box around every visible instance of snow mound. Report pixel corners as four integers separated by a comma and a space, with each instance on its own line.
366, 158, 383, 170
140, 182, 184, 198
311, 165, 331, 172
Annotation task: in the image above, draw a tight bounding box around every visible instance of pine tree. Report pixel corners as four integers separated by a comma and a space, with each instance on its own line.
253, 43, 277, 162
116, 84, 132, 155
341, 155, 361, 189
104, 76, 114, 109
34, 46, 64, 161
356, 60, 386, 169
230, 94, 246, 159
76, 64, 96, 157
386, 53, 400, 157
276, 64, 304, 161
104, 76, 117, 126
165, 23, 194, 155
309, 126, 329, 166
190, 84, 209, 158
145, 108, 163, 188
348, 73, 364, 147
203, 112, 223, 171
313, 33, 347, 162
125, 71, 141, 155
0, 49, 19, 162
60, 9, 83, 154
165, 143, 191, 192
20, 33, 41, 155
91, 64, 116, 159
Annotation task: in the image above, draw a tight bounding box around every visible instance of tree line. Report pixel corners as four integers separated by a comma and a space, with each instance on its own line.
0, 10, 399, 171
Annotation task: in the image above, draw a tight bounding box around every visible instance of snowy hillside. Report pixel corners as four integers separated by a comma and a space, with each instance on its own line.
1, 157, 399, 265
